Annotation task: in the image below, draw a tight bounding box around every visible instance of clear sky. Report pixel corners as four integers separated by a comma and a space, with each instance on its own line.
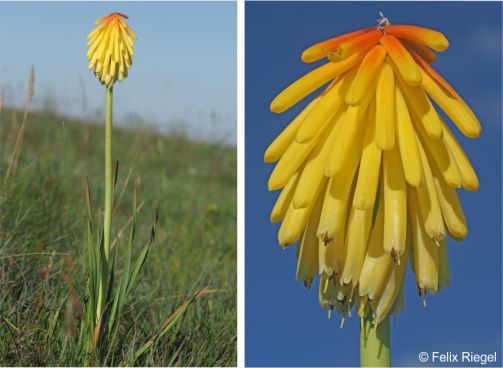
246, 1, 502, 367
0, 1, 236, 144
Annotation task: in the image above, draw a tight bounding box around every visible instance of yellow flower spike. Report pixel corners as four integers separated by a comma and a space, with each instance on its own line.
264, 96, 321, 163
386, 24, 449, 52
346, 45, 387, 106
302, 28, 370, 63
353, 101, 382, 210
266, 15, 481, 337
380, 34, 421, 86
420, 68, 481, 138
383, 145, 407, 256
270, 172, 300, 223
87, 12, 137, 87
375, 60, 396, 150
295, 69, 357, 143
394, 85, 423, 187
415, 137, 447, 241
270, 51, 366, 113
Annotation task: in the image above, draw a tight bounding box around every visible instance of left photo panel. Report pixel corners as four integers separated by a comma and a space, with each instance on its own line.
0, 1, 236, 366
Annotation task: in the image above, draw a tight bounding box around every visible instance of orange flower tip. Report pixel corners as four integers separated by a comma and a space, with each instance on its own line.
387, 24, 449, 52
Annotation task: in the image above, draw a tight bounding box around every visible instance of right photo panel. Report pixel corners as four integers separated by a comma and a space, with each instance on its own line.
245, 2, 502, 367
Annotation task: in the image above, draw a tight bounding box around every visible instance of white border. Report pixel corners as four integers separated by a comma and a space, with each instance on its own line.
237, 0, 245, 366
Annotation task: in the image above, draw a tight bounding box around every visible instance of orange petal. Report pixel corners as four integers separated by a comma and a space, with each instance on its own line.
380, 35, 421, 86
402, 39, 437, 64
386, 25, 449, 52
302, 28, 370, 63
270, 50, 366, 113
327, 29, 382, 62
346, 44, 386, 105
411, 52, 460, 98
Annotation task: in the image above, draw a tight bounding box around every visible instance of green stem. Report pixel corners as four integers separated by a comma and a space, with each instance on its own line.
104, 86, 113, 261
96, 86, 113, 324
360, 316, 391, 367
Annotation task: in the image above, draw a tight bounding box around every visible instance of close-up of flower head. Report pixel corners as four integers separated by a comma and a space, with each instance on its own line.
87, 12, 137, 87
265, 13, 481, 332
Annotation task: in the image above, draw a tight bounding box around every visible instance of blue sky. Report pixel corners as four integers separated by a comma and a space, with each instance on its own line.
0, 1, 236, 144
245, 2, 502, 367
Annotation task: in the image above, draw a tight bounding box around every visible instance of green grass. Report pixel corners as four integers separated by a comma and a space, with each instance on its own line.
0, 108, 236, 366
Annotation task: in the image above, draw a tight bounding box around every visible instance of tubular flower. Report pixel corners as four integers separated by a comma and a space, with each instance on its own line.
87, 12, 137, 87
266, 16, 480, 325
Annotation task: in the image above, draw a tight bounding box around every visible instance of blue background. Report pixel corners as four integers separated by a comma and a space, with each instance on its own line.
245, 2, 502, 366
0, 1, 236, 143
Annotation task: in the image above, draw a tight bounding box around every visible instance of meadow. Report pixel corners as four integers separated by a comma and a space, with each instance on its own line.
0, 104, 237, 366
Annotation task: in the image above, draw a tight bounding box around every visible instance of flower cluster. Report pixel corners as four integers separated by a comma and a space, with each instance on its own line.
266, 19, 480, 324
87, 12, 137, 87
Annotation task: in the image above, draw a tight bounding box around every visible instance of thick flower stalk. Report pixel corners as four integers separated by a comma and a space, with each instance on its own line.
266, 16, 479, 331
87, 12, 137, 87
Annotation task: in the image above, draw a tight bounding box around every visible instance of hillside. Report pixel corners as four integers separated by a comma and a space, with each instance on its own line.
0, 108, 237, 366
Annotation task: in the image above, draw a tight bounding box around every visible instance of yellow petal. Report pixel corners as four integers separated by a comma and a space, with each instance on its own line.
410, 108, 462, 188
325, 80, 375, 178
346, 45, 386, 105
383, 145, 407, 256
380, 35, 421, 86
295, 69, 356, 143
394, 85, 423, 187
431, 162, 468, 240
353, 101, 382, 210
415, 138, 447, 241
317, 134, 362, 243
395, 71, 442, 140
440, 120, 479, 191
296, 186, 324, 287
359, 196, 392, 300
293, 110, 344, 208
271, 172, 299, 223
340, 206, 373, 290
270, 50, 366, 113
420, 68, 481, 138
264, 96, 321, 163
408, 188, 439, 294
375, 60, 395, 150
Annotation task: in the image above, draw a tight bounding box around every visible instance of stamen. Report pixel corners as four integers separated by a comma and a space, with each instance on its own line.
377, 11, 391, 33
